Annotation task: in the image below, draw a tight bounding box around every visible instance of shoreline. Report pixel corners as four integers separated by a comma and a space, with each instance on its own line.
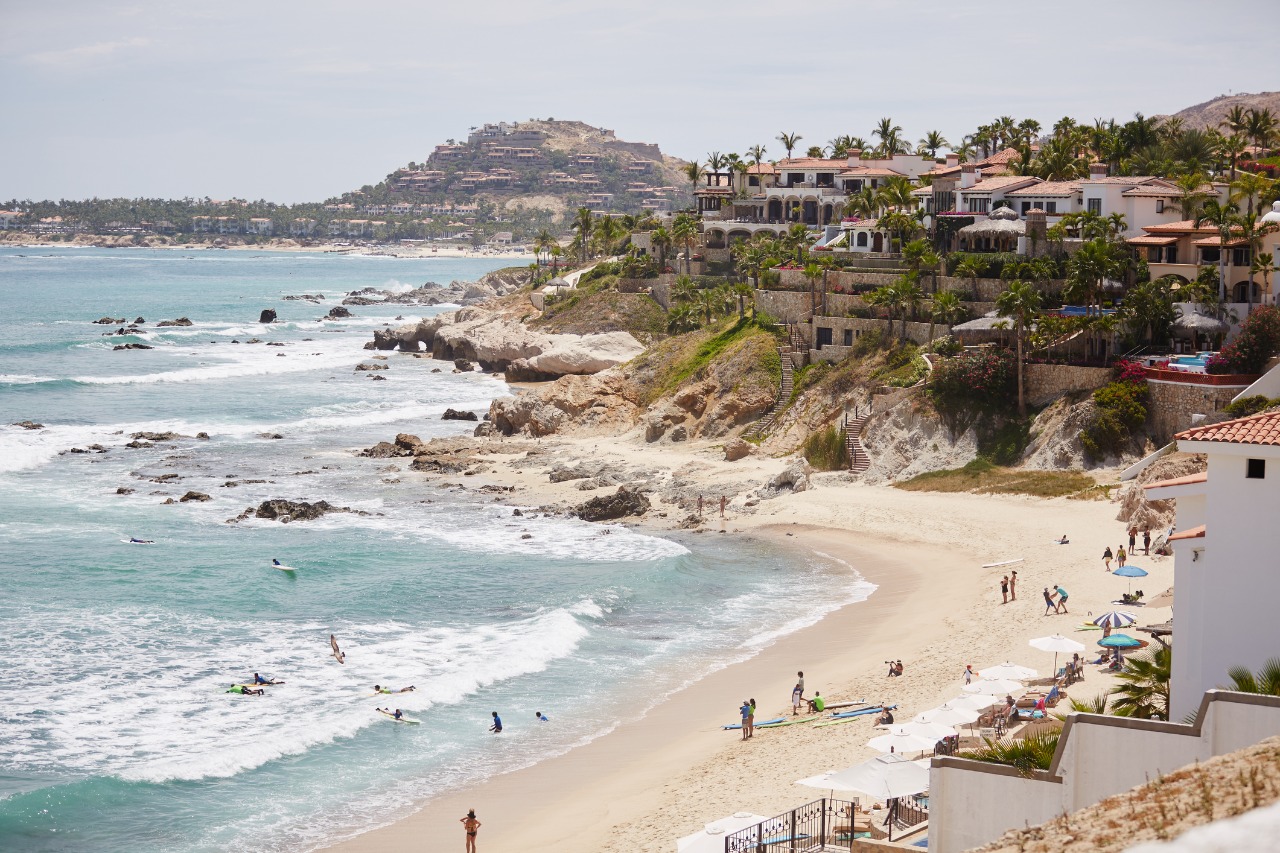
0, 237, 532, 261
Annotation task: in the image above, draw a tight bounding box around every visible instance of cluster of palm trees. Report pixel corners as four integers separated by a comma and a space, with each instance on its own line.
665, 276, 750, 333
773, 119, 950, 162
539, 209, 662, 271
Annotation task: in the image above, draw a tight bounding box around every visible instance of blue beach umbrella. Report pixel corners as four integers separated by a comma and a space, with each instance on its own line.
1113, 564, 1148, 595
1098, 634, 1143, 649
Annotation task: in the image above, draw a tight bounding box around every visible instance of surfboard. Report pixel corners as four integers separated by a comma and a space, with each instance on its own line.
826, 704, 897, 721
755, 716, 819, 728
232, 681, 284, 689
366, 689, 415, 698
377, 709, 420, 725
981, 558, 1023, 568
723, 717, 784, 731
821, 699, 867, 711
272, 563, 299, 572
121, 539, 154, 545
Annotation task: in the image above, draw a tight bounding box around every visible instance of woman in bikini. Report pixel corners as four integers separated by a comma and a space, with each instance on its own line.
461, 809, 481, 852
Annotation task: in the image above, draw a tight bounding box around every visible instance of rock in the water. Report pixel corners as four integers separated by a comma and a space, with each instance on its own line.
114, 343, 153, 350
258, 432, 284, 440
369, 373, 387, 380
13, 421, 44, 430
354, 362, 388, 371
157, 317, 193, 327
724, 437, 755, 461
358, 433, 423, 459
327, 306, 352, 319
453, 358, 474, 372
259, 309, 277, 323
254, 499, 349, 523
94, 316, 125, 325
574, 486, 650, 522
442, 408, 478, 421
131, 431, 183, 441
133, 317, 146, 324
179, 491, 211, 502
196, 432, 210, 439
116, 487, 134, 495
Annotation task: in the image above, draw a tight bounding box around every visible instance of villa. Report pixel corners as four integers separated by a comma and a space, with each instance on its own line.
0, 210, 24, 229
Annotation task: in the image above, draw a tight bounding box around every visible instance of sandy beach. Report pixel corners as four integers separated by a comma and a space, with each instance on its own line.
325, 433, 1173, 852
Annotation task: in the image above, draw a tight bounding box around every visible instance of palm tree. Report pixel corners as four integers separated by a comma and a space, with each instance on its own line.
866, 285, 897, 337
1109, 646, 1171, 720
846, 186, 879, 221
1252, 252, 1278, 304
534, 229, 556, 265
996, 280, 1042, 416
733, 241, 764, 289
954, 256, 985, 291
1170, 172, 1213, 223
1236, 212, 1280, 311
1221, 104, 1252, 138
593, 214, 622, 256
572, 207, 594, 263
929, 290, 965, 349
1230, 171, 1277, 218
805, 145, 824, 158
1245, 107, 1278, 155
650, 226, 673, 272
1017, 118, 1042, 146
1194, 200, 1241, 304
549, 244, 562, 275
706, 151, 726, 184
683, 161, 705, 200
1219, 133, 1249, 181
671, 213, 699, 275
802, 262, 823, 315
1066, 238, 1123, 315
730, 281, 753, 319
784, 222, 810, 264
894, 274, 925, 339
777, 132, 802, 159
1226, 657, 1280, 696
872, 117, 904, 157
918, 130, 949, 158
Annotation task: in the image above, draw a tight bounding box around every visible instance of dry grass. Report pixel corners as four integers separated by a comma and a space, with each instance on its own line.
894, 458, 1096, 499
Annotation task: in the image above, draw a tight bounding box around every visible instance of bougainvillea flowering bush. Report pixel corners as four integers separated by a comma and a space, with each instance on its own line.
928, 347, 1016, 436
1207, 306, 1280, 375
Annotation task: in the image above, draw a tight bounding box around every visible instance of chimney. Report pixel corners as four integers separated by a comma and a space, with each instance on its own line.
960, 163, 976, 189
1089, 162, 1108, 180
945, 153, 959, 168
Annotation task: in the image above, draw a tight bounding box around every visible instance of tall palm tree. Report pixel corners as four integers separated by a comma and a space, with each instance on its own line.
705, 151, 726, 186
1066, 238, 1123, 315
1221, 104, 1252, 138
894, 274, 925, 339
801, 262, 823, 315
1219, 133, 1249, 181
777, 132, 802, 159
1253, 252, 1278, 304
918, 130, 949, 158
549, 244, 562, 275
1194, 199, 1241, 304
873, 117, 904, 157
996, 280, 1042, 416
1109, 646, 1171, 720
1245, 107, 1278, 155
671, 213, 699, 275
846, 186, 879, 221
650, 226, 673, 272
928, 290, 964, 349
1170, 172, 1212, 223
1017, 118, 1042, 146
1226, 657, 1280, 697
683, 161, 705, 200
1236, 211, 1280, 311
866, 284, 898, 337
1230, 171, 1277, 218
572, 207, 594, 263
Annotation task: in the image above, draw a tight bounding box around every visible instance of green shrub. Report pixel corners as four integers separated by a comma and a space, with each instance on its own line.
852, 326, 889, 356
803, 425, 849, 471
928, 347, 1017, 437
761, 269, 781, 288
1224, 395, 1280, 417
933, 335, 962, 357
979, 419, 1032, 466
1207, 306, 1280, 375
1081, 362, 1150, 460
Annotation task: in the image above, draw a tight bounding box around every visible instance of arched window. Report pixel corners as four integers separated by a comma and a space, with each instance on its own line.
856, 232, 868, 247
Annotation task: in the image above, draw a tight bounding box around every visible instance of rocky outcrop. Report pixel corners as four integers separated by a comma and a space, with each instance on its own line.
1115, 451, 1207, 531
179, 491, 211, 502
252, 499, 356, 522
13, 421, 45, 430
114, 343, 153, 350
453, 358, 473, 372
94, 317, 126, 325
157, 317, 193, 327
259, 309, 277, 323
327, 306, 353, 319
724, 437, 755, 461
764, 459, 812, 495
359, 433, 424, 458
442, 408, 478, 421
343, 269, 531, 308
354, 362, 388, 372
574, 486, 650, 521
368, 324, 432, 351
131, 431, 185, 441
489, 372, 643, 438
283, 294, 324, 301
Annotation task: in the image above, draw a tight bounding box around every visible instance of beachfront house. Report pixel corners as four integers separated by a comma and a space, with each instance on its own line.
0, 210, 24, 229
1128, 213, 1280, 304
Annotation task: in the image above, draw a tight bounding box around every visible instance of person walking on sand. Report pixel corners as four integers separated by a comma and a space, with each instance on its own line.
1128, 528, 1137, 553
697, 494, 703, 517
964, 664, 974, 685
1000, 575, 1009, 604
719, 495, 726, 518
1117, 545, 1127, 568
1043, 587, 1056, 615
1143, 528, 1151, 555
1010, 571, 1018, 601
460, 809, 481, 853
1102, 546, 1113, 572
1055, 584, 1069, 614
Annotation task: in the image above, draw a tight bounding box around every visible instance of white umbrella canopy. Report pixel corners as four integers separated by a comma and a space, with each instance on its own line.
867, 726, 938, 754
1029, 634, 1087, 678
807, 753, 930, 800
963, 678, 1027, 697
901, 719, 958, 741
978, 662, 1038, 681
677, 812, 769, 853
795, 769, 861, 793
916, 704, 980, 727
948, 693, 1000, 713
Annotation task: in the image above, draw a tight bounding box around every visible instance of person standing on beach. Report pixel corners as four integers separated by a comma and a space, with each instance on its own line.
697, 494, 703, 517
1143, 528, 1151, 555
719, 495, 726, 518
1102, 546, 1113, 572
1055, 585, 1069, 614
1128, 528, 1137, 553
748, 698, 756, 736
460, 809, 481, 853
792, 672, 805, 715
739, 700, 751, 740
1009, 571, 1018, 601
1043, 587, 1056, 615
1117, 546, 1127, 568
1000, 575, 1009, 604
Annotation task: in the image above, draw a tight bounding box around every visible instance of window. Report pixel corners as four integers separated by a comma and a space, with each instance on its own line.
1247, 458, 1266, 479
856, 232, 868, 247
1087, 198, 1102, 215
1021, 202, 1032, 214
970, 198, 989, 214
843, 329, 853, 346
1046, 202, 1057, 214
1156, 199, 1164, 213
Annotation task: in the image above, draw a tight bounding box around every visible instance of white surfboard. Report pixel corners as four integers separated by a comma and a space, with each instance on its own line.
377, 709, 420, 724
121, 539, 154, 545
981, 558, 1024, 568
272, 563, 299, 572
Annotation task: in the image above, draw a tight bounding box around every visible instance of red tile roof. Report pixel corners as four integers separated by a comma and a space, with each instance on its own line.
1127, 235, 1179, 246
1192, 235, 1249, 247
746, 163, 777, 174
1122, 187, 1182, 197
838, 166, 906, 178
1007, 181, 1080, 197
1143, 220, 1223, 234
776, 158, 848, 170
1168, 525, 1206, 542
1176, 411, 1280, 446
961, 176, 1039, 194
1142, 471, 1207, 490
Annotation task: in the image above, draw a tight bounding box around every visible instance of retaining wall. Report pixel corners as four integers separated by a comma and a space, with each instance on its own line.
1023, 363, 1114, 406
1145, 374, 1255, 442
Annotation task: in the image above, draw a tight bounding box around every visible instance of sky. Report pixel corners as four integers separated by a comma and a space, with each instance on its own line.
1, 0, 1276, 203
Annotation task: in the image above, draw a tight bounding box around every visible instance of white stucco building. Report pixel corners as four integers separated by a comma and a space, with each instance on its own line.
1146, 410, 1280, 722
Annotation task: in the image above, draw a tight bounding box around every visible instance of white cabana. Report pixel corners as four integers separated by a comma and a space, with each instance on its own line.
797, 753, 929, 800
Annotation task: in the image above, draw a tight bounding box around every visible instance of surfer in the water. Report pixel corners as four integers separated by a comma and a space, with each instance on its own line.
129, 537, 153, 544
373, 685, 415, 694
253, 673, 282, 685
272, 558, 282, 566
489, 711, 503, 733
227, 684, 264, 696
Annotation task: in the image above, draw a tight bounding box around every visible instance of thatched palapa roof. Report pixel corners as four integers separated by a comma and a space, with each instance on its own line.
958, 205, 1025, 237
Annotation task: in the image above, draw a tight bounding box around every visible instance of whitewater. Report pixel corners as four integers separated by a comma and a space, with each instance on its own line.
0, 247, 871, 852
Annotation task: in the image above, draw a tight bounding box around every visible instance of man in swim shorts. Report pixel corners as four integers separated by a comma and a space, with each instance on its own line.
740, 700, 751, 741
489, 711, 503, 733
227, 685, 264, 696
1055, 585, 1069, 614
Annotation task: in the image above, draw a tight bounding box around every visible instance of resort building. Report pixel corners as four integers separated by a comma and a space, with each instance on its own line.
0, 210, 24, 229
244, 218, 273, 236
1129, 212, 1280, 304
289, 218, 318, 237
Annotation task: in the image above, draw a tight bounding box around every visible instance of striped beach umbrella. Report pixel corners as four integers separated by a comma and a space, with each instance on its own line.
1093, 611, 1137, 629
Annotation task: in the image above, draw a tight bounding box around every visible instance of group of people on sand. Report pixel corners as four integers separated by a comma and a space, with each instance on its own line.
1103, 528, 1150, 571
1000, 571, 1019, 603
1043, 584, 1070, 614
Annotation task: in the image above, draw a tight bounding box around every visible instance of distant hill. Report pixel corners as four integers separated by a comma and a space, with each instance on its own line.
1165, 91, 1280, 129
340, 119, 691, 221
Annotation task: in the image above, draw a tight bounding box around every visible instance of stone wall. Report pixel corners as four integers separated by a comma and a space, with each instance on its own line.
1023, 363, 1115, 406
615, 277, 652, 294
807, 317, 933, 359
1146, 376, 1254, 442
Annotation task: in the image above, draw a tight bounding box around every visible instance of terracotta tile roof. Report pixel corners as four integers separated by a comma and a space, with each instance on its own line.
1168, 524, 1206, 542
961, 176, 1039, 194
776, 158, 848, 170
1122, 186, 1182, 197
838, 166, 906, 178
1176, 411, 1280, 446
1128, 235, 1179, 246
694, 186, 735, 195
746, 163, 777, 174
981, 148, 1022, 166
1192, 235, 1248, 247
1143, 220, 1221, 234
1007, 181, 1080, 197
1142, 471, 1207, 490
911, 185, 934, 195
1085, 175, 1165, 185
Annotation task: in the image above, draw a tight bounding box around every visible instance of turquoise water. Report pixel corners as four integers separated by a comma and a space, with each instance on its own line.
0, 248, 872, 851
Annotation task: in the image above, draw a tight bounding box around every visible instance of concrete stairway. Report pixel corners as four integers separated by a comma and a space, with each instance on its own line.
743, 344, 796, 440
844, 409, 871, 474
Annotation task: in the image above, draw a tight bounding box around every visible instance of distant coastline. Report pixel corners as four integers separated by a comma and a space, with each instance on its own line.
0, 232, 531, 260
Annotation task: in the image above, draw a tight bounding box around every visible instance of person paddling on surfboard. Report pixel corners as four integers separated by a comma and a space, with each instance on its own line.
373, 685, 415, 694
253, 673, 283, 685
129, 537, 153, 544
227, 684, 264, 696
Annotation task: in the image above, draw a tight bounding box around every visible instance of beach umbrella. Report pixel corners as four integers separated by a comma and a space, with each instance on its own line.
963, 678, 1026, 697
916, 704, 980, 727
677, 812, 768, 853
978, 662, 1038, 681
1098, 633, 1143, 649
1147, 587, 1174, 608
1113, 564, 1149, 595
948, 693, 999, 713
867, 726, 938, 755
1029, 634, 1086, 679
1093, 611, 1137, 629
901, 719, 958, 741
798, 753, 929, 800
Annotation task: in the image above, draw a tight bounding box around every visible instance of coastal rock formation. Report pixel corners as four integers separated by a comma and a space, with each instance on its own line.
442, 408, 478, 421
114, 343, 153, 350
574, 486, 650, 521
359, 433, 424, 458
157, 317, 193, 327
283, 294, 324, 301
724, 437, 755, 461
453, 359, 473, 372
14, 421, 45, 430
94, 316, 126, 325
764, 459, 812, 495
1115, 451, 1206, 531
489, 372, 643, 438
354, 362, 388, 372
179, 491, 211, 502
343, 269, 531, 309
253, 499, 354, 523
327, 306, 352, 319
259, 309, 277, 323
134, 317, 146, 324
1019, 396, 1096, 470
131, 431, 184, 441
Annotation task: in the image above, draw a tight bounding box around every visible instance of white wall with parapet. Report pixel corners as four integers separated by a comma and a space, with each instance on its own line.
929, 692, 1280, 853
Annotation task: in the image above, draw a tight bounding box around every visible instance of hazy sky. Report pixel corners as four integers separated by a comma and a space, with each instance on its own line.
1, 0, 1276, 203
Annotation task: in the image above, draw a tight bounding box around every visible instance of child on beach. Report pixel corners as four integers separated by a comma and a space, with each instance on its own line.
964, 664, 974, 684
1043, 587, 1057, 615
1102, 546, 1113, 572
1000, 575, 1009, 604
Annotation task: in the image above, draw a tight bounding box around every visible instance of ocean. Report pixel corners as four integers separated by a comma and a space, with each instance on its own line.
0, 247, 873, 852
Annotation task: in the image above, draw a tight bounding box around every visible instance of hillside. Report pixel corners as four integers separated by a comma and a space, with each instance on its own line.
345, 119, 691, 221
1165, 90, 1280, 129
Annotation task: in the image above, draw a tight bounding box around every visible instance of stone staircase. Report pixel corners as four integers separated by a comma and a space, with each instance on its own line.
843, 408, 872, 474
742, 331, 800, 440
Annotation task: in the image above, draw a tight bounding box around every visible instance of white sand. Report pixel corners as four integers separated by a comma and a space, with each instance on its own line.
325, 436, 1172, 852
